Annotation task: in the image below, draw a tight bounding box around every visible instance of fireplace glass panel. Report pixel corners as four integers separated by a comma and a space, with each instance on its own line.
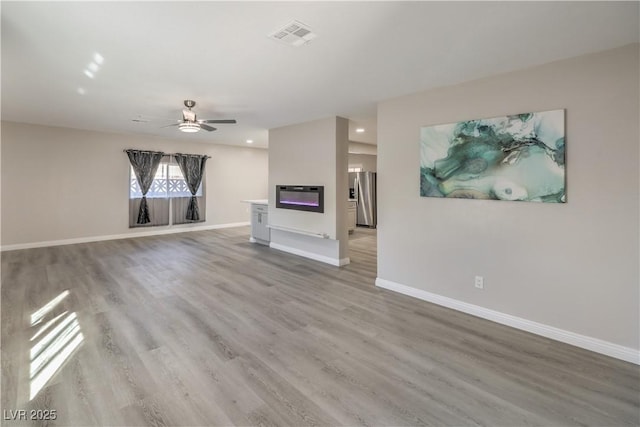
279, 190, 319, 207
276, 186, 324, 213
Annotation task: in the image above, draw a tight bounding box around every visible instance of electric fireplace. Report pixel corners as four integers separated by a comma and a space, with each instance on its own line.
276, 185, 324, 213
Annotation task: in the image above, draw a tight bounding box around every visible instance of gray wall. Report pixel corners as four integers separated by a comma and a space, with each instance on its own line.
377, 44, 639, 350
348, 141, 377, 155
269, 116, 349, 264
348, 153, 377, 172
1, 121, 268, 246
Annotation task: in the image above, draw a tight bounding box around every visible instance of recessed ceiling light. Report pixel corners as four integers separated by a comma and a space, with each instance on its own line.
83, 70, 94, 79
87, 62, 99, 72
355, 128, 365, 133
246, 139, 254, 144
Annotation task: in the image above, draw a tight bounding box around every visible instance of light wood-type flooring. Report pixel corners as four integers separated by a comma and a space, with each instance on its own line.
1, 226, 639, 426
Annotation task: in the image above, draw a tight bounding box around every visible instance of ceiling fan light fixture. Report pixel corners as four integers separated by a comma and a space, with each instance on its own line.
178, 122, 200, 133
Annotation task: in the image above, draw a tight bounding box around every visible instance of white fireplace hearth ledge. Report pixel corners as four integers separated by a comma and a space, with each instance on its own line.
268, 224, 330, 239
241, 199, 268, 205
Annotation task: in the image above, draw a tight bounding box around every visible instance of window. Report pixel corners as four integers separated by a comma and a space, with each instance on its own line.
168, 164, 202, 197
348, 166, 363, 172
129, 163, 166, 199
129, 161, 202, 199
128, 157, 206, 227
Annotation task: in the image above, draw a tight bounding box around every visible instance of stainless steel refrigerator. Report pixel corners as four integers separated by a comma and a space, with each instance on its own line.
349, 171, 377, 228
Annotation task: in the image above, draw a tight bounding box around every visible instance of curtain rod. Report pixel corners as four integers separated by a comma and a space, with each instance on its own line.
123, 149, 211, 159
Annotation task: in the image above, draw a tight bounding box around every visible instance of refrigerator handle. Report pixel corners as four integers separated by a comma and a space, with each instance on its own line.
353, 174, 359, 201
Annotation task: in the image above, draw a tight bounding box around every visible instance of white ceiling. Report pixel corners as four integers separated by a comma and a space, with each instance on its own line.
2, 1, 638, 148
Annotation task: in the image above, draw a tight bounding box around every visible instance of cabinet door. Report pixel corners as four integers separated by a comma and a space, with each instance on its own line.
252, 211, 270, 242
251, 212, 261, 239
258, 212, 269, 241
348, 208, 357, 231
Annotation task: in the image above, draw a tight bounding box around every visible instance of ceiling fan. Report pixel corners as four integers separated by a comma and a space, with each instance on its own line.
165, 100, 237, 133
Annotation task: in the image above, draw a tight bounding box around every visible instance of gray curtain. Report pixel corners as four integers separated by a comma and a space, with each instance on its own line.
174, 154, 208, 221
126, 149, 165, 224
172, 195, 205, 225
129, 197, 169, 227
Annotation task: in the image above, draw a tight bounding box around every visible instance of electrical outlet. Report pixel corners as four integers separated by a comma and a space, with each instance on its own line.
474, 276, 484, 289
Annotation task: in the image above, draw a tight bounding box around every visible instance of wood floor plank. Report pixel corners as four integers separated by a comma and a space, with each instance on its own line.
1, 226, 638, 426
227, 353, 342, 427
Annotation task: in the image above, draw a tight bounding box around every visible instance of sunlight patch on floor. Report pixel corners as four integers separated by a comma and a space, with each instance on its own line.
29, 290, 84, 400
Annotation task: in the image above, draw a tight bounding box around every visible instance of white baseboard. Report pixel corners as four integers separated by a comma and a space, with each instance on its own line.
338, 257, 351, 267
375, 277, 639, 365
1, 222, 250, 252
249, 237, 270, 246
269, 242, 350, 267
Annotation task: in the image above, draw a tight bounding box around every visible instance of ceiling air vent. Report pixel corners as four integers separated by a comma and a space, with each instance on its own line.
268, 20, 317, 47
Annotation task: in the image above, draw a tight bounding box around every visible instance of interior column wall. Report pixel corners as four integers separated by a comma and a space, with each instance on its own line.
268, 116, 349, 265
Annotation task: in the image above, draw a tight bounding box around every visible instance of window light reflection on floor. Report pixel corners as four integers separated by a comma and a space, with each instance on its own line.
29, 290, 84, 401
31, 311, 68, 342
30, 290, 70, 326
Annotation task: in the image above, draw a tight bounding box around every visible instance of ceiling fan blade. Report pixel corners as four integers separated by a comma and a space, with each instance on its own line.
200, 119, 237, 124
200, 124, 217, 132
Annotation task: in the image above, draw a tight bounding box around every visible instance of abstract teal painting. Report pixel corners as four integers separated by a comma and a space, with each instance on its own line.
420, 109, 565, 203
